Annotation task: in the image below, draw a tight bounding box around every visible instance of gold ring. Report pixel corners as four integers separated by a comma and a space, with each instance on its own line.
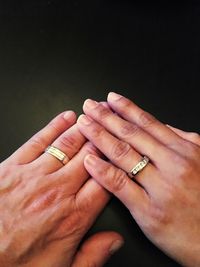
128, 156, 150, 178
45, 146, 69, 165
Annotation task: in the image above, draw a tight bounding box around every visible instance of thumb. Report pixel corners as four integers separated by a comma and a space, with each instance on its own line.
72, 231, 124, 267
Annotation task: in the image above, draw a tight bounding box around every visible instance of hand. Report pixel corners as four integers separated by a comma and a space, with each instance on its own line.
0, 110, 123, 267
77, 92, 200, 267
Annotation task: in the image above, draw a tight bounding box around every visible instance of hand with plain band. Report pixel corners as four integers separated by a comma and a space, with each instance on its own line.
77, 92, 200, 267
0, 110, 124, 267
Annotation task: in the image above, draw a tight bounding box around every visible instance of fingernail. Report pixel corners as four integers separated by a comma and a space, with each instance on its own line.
108, 92, 123, 101
85, 154, 98, 166
78, 115, 93, 125
85, 99, 98, 108
109, 240, 124, 255
63, 110, 75, 120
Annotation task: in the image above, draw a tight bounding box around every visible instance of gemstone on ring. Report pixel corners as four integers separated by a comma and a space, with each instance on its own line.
128, 156, 150, 178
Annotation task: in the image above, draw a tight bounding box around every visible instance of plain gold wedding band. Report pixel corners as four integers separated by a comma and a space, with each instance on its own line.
45, 146, 69, 165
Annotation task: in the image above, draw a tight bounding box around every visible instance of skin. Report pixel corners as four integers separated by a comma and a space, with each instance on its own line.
0, 110, 124, 267
77, 92, 200, 267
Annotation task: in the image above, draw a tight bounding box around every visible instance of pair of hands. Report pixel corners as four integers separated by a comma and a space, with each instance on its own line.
1, 92, 200, 267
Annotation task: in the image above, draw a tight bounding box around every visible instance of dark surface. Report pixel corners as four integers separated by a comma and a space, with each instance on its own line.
0, 0, 199, 266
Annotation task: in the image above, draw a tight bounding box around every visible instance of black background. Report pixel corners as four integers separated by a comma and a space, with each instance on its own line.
0, 0, 199, 266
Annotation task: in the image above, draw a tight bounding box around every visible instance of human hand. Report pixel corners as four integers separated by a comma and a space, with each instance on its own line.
77, 92, 200, 267
0, 110, 123, 267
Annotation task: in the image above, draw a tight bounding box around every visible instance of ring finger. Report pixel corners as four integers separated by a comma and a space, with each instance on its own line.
31, 124, 86, 173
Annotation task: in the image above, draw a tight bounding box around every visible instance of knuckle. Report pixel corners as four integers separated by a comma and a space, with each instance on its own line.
59, 212, 84, 237
56, 134, 78, 153
111, 141, 131, 162
94, 104, 111, 120
90, 124, 104, 139
84, 142, 98, 155
138, 111, 156, 128
78, 195, 93, 214
93, 163, 127, 192
119, 122, 140, 138
107, 168, 128, 193
49, 119, 63, 133
29, 135, 47, 151
112, 96, 133, 113
96, 163, 110, 178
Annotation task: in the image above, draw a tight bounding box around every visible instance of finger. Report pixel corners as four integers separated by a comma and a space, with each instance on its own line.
82, 99, 170, 166
32, 124, 86, 174
167, 125, 200, 146
107, 92, 183, 147
72, 232, 124, 267
77, 114, 159, 191
54, 142, 102, 193
30, 232, 122, 267
84, 154, 149, 217
75, 178, 110, 222
10, 111, 77, 165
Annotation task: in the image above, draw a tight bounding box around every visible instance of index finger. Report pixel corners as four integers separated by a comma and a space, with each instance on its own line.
84, 154, 149, 218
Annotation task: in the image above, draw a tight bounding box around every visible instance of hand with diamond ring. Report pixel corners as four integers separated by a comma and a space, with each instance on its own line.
0, 110, 124, 267
77, 92, 200, 267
